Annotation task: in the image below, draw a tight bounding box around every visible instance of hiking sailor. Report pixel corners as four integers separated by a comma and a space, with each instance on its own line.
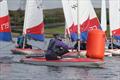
45, 34, 69, 60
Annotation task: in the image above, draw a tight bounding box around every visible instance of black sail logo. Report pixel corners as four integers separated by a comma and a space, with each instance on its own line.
71, 4, 77, 10
36, 0, 42, 9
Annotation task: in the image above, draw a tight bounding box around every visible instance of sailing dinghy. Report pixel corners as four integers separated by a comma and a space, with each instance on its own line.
105, 0, 120, 56
11, 0, 45, 55
20, 0, 104, 67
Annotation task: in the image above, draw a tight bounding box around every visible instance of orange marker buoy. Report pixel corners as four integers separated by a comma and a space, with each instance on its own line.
86, 29, 105, 59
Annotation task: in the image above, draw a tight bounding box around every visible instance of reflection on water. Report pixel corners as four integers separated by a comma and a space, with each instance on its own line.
0, 64, 11, 80
0, 39, 120, 80
0, 58, 120, 80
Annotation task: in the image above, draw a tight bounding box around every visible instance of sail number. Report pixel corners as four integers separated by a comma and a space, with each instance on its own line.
0, 22, 9, 30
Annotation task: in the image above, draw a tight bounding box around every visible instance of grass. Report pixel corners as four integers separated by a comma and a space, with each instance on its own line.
45, 26, 65, 33
45, 26, 65, 38
12, 26, 65, 38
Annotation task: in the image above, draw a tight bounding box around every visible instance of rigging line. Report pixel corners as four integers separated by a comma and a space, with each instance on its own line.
119, 0, 120, 27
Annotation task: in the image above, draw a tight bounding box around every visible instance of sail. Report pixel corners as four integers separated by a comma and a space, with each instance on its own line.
101, 0, 107, 31
109, 0, 120, 39
23, 0, 44, 41
0, 0, 12, 41
62, 0, 74, 37
78, 0, 100, 41
69, 0, 77, 26
69, 0, 78, 41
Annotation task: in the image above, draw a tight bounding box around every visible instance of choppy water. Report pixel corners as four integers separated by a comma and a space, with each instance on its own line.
0, 39, 120, 80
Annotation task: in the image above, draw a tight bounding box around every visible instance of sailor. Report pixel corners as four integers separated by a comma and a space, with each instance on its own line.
45, 34, 69, 60
74, 39, 86, 50
108, 39, 120, 49
16, 35, 32, 49
16, 35, 24, 48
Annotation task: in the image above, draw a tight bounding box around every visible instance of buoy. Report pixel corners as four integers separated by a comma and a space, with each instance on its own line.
86, 29, 105, 59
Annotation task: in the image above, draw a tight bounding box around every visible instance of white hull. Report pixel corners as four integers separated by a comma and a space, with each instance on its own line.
11, 48, 45, 55
105, 49, 120, 56
67, 50, 112, 57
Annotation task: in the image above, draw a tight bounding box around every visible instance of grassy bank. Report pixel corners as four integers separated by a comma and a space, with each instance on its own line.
9, 8, 109, 26
12, 25, 65, 38
45, 26, 65, 38
10, 8, 64, 27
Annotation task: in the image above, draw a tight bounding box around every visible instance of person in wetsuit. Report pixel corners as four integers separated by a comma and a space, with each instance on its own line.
45, 34, 69, 60
16, 35, 32, 49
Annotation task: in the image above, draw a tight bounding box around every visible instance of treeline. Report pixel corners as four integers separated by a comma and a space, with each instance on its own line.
9, 8, 65, 28
9, 8, 109, 27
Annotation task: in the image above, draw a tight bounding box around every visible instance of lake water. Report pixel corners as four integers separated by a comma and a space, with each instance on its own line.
0, 39, 120, 80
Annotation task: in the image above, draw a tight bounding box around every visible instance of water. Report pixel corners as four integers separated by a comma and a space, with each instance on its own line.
0, 39, 120, 80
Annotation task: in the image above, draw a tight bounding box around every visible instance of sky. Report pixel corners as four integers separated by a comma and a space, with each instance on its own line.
7, 0, 109, 10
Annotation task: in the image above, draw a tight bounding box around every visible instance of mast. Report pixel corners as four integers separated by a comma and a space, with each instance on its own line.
22, 0, 29, 49
101, 0, 109, 47
118, 0, 120, 30
77, 0, 80, 55
101, 0, 107, 31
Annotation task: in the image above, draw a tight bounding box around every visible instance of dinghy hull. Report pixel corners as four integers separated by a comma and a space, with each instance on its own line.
66, 50, 112, 57
20, 57, 104, 67
11, 48, 45, 55
106, 49, 120, 56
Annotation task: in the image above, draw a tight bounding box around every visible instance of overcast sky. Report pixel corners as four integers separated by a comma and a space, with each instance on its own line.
7, 0, 109, 10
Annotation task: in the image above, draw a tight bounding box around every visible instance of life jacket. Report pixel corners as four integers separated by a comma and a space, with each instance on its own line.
47, 39, 56, 51
47, 39, 69, 57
